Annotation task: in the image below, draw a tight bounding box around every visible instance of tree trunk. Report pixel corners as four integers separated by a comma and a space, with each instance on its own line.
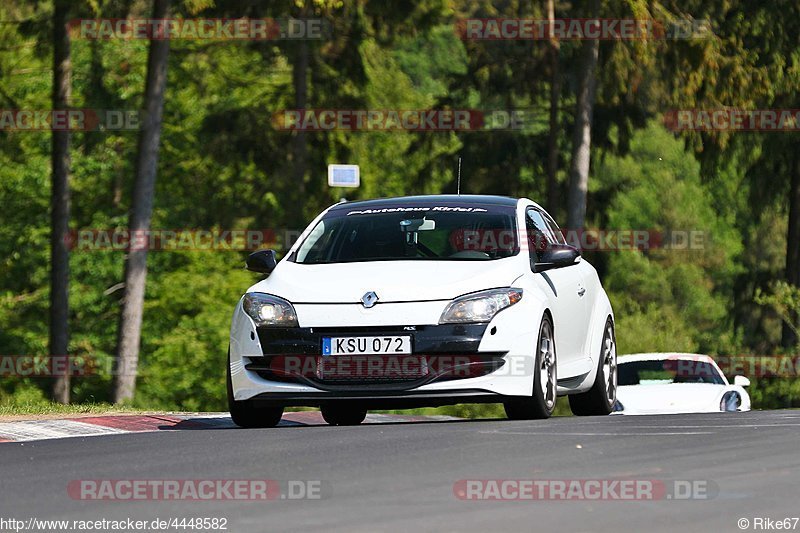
291, 38, 309, 198
783, 155, 800, 349
113, 0, 171, 403
566, 4, 599, 231
545, 0, 560, 215
51, 0, 72, 404
291, 2, 310, 221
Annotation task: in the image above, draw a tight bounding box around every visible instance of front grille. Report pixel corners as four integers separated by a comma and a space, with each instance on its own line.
256, 324, 489, 356
245, 353, 506, 389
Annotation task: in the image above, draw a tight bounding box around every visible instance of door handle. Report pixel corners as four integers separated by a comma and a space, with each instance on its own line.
577, 287, 586, 297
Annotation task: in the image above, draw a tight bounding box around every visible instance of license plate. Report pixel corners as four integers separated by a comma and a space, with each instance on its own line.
322, 336, 412, 356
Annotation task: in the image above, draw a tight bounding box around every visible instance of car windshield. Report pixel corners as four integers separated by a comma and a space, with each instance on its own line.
618, 359, 725, 386
293, 205, 518, 264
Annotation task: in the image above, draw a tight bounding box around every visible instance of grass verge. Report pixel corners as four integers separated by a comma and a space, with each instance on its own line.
0, 400, 146, 420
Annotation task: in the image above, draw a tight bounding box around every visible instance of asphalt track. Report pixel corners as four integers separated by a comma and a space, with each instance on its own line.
1, 410, 798, 533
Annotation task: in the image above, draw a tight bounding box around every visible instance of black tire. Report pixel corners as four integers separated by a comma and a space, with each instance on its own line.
504, 314, 557, 420
569, 318, 617, 416
321, 404, 368, 426
227, 350, 284, 428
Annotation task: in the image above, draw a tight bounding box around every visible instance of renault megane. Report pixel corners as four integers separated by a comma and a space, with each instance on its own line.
227, 195, 617, 426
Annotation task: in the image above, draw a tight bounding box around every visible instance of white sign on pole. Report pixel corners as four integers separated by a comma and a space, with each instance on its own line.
327, 164, 360, 188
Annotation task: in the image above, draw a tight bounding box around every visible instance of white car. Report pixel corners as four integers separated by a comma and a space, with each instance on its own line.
227, 195, 617, 427
614, 353, 751, 415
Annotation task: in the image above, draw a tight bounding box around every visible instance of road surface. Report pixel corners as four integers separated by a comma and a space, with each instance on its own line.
1, 410, 798, 532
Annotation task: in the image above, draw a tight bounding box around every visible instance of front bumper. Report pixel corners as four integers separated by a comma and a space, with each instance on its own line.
248, 324, 506, 391
229, 301, 539, 405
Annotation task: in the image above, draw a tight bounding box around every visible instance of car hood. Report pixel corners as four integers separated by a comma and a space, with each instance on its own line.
615, 383, 726, 414
249, 258, 522, 303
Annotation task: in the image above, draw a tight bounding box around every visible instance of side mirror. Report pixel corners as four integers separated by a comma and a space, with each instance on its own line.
534, 243, 581, 273
246, 249, 278, 274
733, 375, 750, 387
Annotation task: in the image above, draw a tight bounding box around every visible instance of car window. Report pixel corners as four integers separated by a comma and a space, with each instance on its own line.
294, 205, 519, 264
295, 219, 329, 263
618, 360, 726, 386
526, 208, 559, 243
525, 207, 553, 264
541, 210, 567, 244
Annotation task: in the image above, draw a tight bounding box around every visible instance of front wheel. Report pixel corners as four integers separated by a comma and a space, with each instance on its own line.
504, 314, 557, 420
569, 318, 616, 416
227, 350, 284, 428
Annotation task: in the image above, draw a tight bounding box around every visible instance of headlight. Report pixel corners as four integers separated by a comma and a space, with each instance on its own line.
439, 288, 523, 324
242, 293, 298, 327
720, 391, 740, 412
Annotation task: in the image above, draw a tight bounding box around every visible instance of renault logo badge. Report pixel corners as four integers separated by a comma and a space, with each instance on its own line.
361, 291, 379, 308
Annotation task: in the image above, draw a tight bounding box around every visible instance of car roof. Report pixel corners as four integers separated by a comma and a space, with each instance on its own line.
618, 353, 716, 364
327, 194, 520, 211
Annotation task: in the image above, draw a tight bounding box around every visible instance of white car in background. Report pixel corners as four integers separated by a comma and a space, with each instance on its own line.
227, 195, 617, 427
614, 353, 751, 415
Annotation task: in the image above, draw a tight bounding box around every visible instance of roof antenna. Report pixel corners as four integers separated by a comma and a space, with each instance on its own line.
457, 156, 462, 195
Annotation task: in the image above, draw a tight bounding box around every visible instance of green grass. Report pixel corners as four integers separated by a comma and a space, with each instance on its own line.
0, 400, 147, 418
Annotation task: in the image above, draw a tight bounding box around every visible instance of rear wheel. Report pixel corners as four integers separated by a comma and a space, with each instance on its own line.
504, 315, 557, 420
227, 350, 284, 428
321, 405, 368, 426
569, 318, 616, 416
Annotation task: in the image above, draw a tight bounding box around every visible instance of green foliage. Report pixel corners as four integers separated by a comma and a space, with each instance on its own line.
755, 282, 800, 350
133, 252, 253, 411
747, 378, 800, 410
596, 122, 743, 355
0, 1, 798, 414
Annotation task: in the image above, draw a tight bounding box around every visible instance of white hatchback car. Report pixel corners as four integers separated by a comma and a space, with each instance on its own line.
614, 353, 752, 415
227, 195, 616, 427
